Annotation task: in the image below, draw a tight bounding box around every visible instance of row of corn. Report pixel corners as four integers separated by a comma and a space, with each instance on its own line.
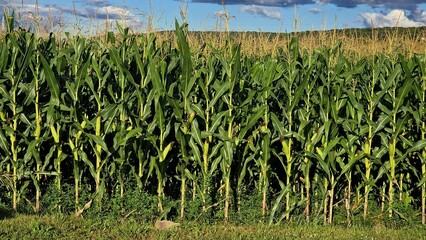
0, 19, 425, 224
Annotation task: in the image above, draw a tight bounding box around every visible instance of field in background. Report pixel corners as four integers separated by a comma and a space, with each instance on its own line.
153, 27, 426, 59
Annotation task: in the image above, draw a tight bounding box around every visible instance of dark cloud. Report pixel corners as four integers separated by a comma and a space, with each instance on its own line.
321, 0, 422, 10
79, 0, 111, 8
188, 0, 426, 11
189, 0, 315, 7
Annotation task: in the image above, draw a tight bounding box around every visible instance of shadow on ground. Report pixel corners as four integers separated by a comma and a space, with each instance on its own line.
0, 205, 15, 220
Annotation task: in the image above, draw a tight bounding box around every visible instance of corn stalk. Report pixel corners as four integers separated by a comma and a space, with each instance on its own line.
2, 29, 33, 210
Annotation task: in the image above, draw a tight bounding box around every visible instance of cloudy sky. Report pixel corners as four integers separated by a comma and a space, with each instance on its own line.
1, 0, 426, 32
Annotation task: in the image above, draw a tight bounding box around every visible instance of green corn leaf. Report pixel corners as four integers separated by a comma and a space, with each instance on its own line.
395, 76, 412, 111
99, 104, 119, 120
238, 153, 256, 188
149, 61, 164, 95
154, 99, 165, 131
373, 115, 391, 134
262, 134, 271, 164
191, 103, 205, 121
191, 119, 203, 147
86, 133, 109, 153
409, 139, 426, 152
210, 82, 231, 107
75, 58, 90, 92
289, 78, 308, 113
238, 106, 266, 140
0, 127, 10, 153
189, 138, 201, 166
0, 84, 9, 100
210, 111, 228, 133
393, 115, 408, 138
160, 142, 174, 162
117, 127, 142, 147
338, 153, 365, 179
210, 155, 222, 175
167, 96, 183, 120
396, 139, 426, 164
268, 183, 291, 225
79, 150, 96, 180
40, 54, 59, 105
270, 112, 284, 137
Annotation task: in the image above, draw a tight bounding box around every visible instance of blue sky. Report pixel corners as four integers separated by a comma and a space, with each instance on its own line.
1, 1, 426, 33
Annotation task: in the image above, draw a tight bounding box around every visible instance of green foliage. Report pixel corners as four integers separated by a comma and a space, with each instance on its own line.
42, 184, 77, 214
0, 22, 425, 226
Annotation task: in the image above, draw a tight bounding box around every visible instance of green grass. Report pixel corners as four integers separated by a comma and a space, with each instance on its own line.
0, 214, 425, 240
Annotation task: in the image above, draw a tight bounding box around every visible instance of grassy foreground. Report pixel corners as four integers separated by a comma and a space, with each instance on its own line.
0, 214, 425, 240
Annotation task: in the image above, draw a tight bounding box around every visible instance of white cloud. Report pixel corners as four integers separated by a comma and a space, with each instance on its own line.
0, 3, 66, 28
82, 6, 142, 30
241, 5, 281, 20
360, 9, 425, 27
315, 0, 330, 6
215, 10, 230, 18
309, 8, 323, 14
418, 10, 426, 22
89, 6, 138, 21
0, 1, 143, 32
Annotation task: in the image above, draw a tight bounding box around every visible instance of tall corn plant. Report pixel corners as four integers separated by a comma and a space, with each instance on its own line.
340, 61, 367, 225
58, 34, 92, 207
107, 37, 141, 199
87, 47, 108, 197
84, 43, 118, 206
35, 34, 65, 198
0, 32, 11, 196
397, 57, 424, 206
377, 58, 412, 218
30, 35, 64, 212
340, 90, 365, 225
309, 43, 347, 224
40, 57, 64, 197
146, 51, 174, 213
171, 21, 197, 220
395, 56, 426, 222
294, 51, 323, 223
413, 55, 426, 224
213, 42, 241, 223
30, 35, 42, 212
1, 28, 33, 210
189, 52, 229, 213
131, 35, 155, 190
26, 33, 49, 212
359, 56, 389, 220
271, 38, 307, 221
247, 59, 279, 220
301, 51, 329, 223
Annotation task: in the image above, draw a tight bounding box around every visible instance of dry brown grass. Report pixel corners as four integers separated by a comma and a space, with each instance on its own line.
150, 27, 426, 60
1, 23, 424, 60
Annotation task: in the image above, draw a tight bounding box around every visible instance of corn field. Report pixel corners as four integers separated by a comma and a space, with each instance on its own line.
0, 16, 425, 225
